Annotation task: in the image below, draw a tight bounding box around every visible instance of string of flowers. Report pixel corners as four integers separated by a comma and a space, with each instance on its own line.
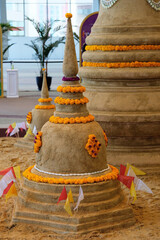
23, 164, 119, 184
26, 112, 32, 124
103, 131, 108, 147
49, 114, 94, 124
85, 45, 160, 51
83, 61, 160, 68
85, 134, 101, 158
57, 86, 86, 93
38, 98, 53, 103
54, 96, 89, 105
35, 105, 55, 109
34, 132, 42, 153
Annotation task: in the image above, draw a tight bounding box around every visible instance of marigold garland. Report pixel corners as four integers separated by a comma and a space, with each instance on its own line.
35, 105, 55, 109
38, 98, 53, 103
83, 61, 160, 68
23, 164, 119, 184
49, 114, 94, 124
54, 96, 89, 105
26, 112, 32, 124
65, 13, 72, 18
85, 45, 160, 52
85, 134, 101, 158
57, 86, 86, 93
34, 132, 42, 153
103, 131, 108, 147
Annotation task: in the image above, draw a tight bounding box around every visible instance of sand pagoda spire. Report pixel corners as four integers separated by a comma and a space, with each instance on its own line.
13, 13, 135, 234
63, 13, 78, 77
41, 69, 49, 99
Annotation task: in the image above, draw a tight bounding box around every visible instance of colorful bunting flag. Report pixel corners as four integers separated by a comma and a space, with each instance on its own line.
125, 163, 146, 176
130, 181, 137, 204
57, 186, 67, 204
13, 166, 21, 179
135, 179, 153, 194
11, 122, 16, 128
3, 181, 14, 195
10, 126, 19, 136
118, 175, 134, 189
120, 164, 126, 176
0, 167, 13, 176
6, 125, 13, 136
33, 125, 37, 136
5, 183, 17, 202
74, 186, 84, 211
68, 189, 74, 203
24, 126, 33, 138
0, 170, 16, 197
64, 197, 73, 216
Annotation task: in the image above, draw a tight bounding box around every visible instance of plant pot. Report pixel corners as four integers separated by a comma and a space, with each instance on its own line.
36, 76, 52, 91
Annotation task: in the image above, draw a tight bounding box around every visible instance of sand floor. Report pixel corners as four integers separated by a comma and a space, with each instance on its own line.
0, 137, 160, 240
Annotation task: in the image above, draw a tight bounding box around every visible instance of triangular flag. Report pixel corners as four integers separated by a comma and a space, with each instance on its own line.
0, 170, 16, 197
64, 197, 73, 216
3, 181, 14, 195
135, 179, 153, 194
57, 186, 67, 204
68, 189, 74, 203
130, 181, 137, 204
33, 125, 37, 136
126, 167, 139, 189
11, 122, 16, 128
5, 183, 17, 202
21, 122, 27, 130
124, 163, 130, 176
130, 165, 146, 176
13, 166, 21, 179
10, 126, 19, 136
6, 125, 13, 136
0, 167, 13, 176
24, 126, 33, 138
118, 175, 134, 189
74, 186, 84, 211
120, 164, 126, 176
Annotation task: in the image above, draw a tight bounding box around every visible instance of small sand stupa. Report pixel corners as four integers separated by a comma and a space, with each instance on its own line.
15, 70, 55, 149
13, 14, 135, 234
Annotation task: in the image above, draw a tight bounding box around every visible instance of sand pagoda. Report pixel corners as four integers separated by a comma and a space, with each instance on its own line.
13, 14, 135, 234
79, 0, 160, 166
15, 70, 55, 149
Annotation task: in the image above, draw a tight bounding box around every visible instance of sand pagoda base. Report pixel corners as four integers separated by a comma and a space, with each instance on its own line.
14, 135, 34, 150
12, 177, 135, 234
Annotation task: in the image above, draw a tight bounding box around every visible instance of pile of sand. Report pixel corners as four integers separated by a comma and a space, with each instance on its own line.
0, 137, 159, 240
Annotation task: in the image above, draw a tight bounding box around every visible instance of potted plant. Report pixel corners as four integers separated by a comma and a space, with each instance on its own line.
25, 17, 65, 90
0, 22, 20, 59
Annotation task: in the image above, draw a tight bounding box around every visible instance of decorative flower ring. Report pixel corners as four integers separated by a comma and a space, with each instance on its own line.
57, 86, 86, 93
62, 76, 80, 81
85, 134, 101, 158
86, 44, 160, 51
65, 13, 72, 18
83, 61, 160, 68
103, 131, 108, 147
26, 111, 32, 124
54, 96, 89, 105
49, 114, 94, 124
38, 98, 53, 103
35, 105, 55, 109
23, 164, 119, 184
34, 131, 42, 153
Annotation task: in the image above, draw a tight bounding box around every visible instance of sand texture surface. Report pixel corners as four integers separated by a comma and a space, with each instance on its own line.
0, 137, 160, 240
